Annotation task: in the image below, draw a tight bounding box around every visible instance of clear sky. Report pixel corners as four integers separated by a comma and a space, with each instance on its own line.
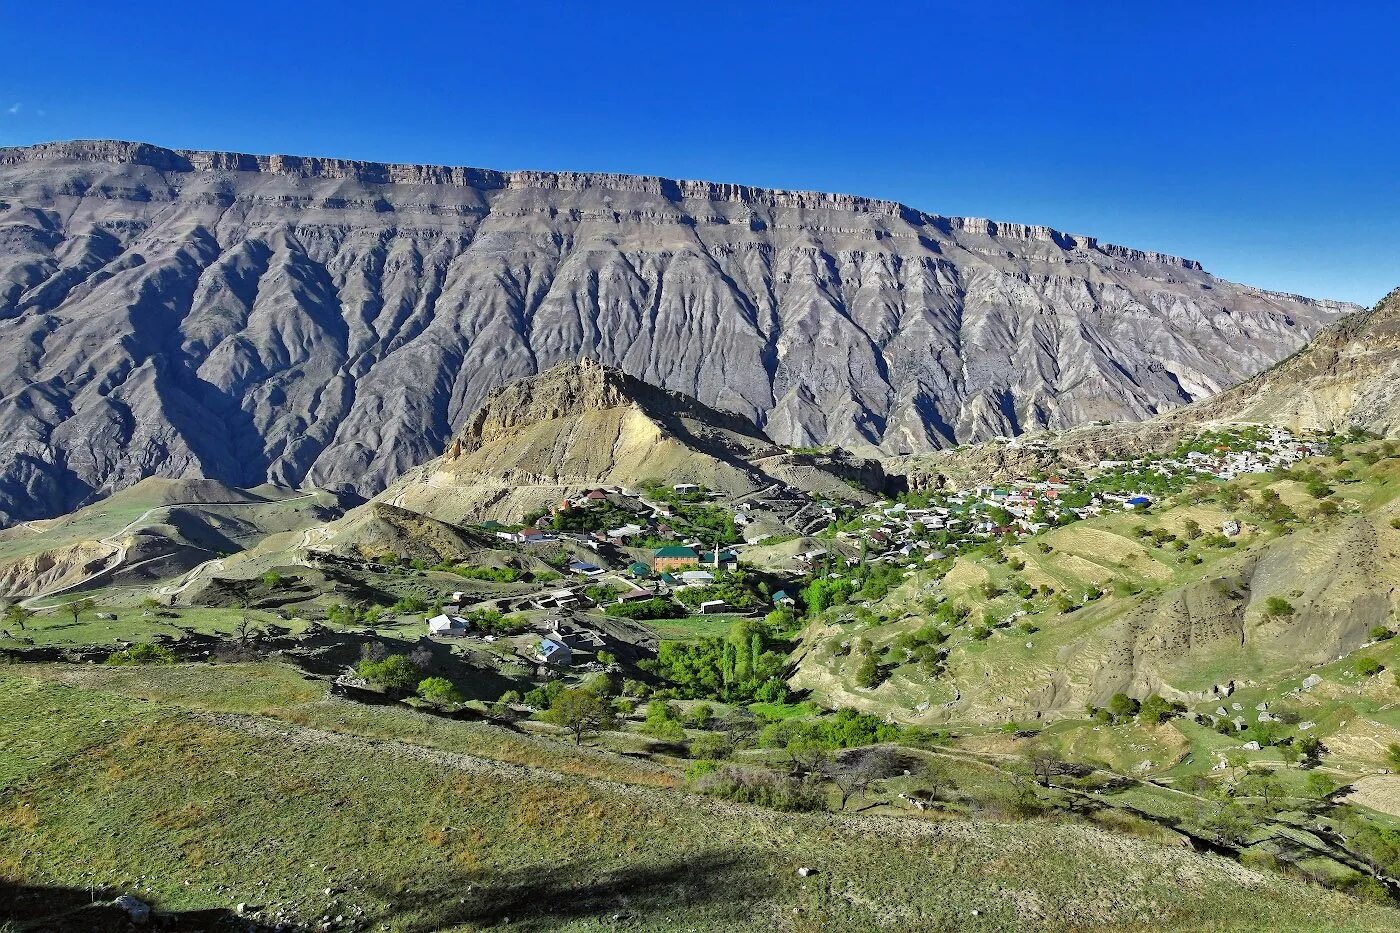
2, 1, 1396, 304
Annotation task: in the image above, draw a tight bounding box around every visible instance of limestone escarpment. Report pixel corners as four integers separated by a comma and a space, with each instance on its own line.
0, 140, 1355, 523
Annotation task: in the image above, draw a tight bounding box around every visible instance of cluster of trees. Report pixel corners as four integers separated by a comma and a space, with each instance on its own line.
354, 647, 464, 707
1085, 692, 1185, 725
464, 608, 530, 636
604, 597, 686, 620
672, 570, 764, 611
646, 616, 790, 703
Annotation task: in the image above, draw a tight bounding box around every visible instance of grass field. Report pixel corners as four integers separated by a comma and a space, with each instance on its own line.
3, 662, 1397, 931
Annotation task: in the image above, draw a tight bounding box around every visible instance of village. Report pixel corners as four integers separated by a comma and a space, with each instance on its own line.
412, 427, 1328, 676
832, 426, 1327, 569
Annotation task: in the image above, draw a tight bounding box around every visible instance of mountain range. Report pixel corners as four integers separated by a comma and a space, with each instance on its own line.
0, 139, 1357, 524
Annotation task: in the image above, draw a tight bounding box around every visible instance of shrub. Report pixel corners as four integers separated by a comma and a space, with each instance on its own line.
417, 676, 463, 706
604, 597, 685, 620
1369, 626, 1394, 642
356, 654, 423, 694
1354, 656, 1384, 678
1107, 693, 1140, 722
1264, 596, 1295, 618
693, 766, 826, 811
106, 643, 175, 665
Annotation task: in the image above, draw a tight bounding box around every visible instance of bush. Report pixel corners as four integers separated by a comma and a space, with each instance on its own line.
1107, 693, 1140, 722
356, 654, 423, 694
693, 766, 826, 811
417, 676, 463, 706
450, 565, 521, 583
106, 643, 176, 665
1264, 596, 1295, 618
1354, 656, 1384, 678
604, 597, 685, 620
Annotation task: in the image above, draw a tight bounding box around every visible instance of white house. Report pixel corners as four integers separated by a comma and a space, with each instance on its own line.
427, 614, 470, 637
534, 637, 573, 666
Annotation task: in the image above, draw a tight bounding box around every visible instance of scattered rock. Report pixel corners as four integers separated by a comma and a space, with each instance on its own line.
114, 895, 150, 924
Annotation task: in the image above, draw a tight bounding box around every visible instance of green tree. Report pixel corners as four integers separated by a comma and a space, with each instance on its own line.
1354, 656, 1383, 678
66, 597, 96, 626
1139, 694, 1178, 725
417, 677, 463, 706
1107, 693, 1140, 722
355, 654, 422, 694
641, 700, 685, 741
1304, 771, 1336, 800
2, 603, 34, 631
543, 687, 616, 745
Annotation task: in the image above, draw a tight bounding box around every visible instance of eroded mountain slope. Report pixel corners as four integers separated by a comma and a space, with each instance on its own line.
0, 140, 1354, 522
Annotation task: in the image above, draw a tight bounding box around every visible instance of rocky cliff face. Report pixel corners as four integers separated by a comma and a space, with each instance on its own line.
1182, 287, 1400, 435
0, 139, 1356, 523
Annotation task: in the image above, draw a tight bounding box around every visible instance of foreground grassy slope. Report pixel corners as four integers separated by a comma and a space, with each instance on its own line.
3, 663, 1395, 932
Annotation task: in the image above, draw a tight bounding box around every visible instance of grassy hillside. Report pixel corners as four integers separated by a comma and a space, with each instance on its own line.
3, 662, 1395, 932
795, 438, 1400, 729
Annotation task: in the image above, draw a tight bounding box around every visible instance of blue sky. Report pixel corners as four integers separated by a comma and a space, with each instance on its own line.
2, 1, 1396, 304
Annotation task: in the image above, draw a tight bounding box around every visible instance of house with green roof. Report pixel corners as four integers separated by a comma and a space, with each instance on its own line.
653, 545, 700, 571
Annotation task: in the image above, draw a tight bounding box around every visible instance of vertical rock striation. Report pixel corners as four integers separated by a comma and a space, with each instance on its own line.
0, 140, 1356, 522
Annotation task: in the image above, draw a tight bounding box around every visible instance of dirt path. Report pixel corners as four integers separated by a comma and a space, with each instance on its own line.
21, 493, 319, 607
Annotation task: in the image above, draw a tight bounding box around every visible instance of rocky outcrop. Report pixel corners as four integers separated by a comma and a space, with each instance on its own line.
377, 360, 878, 523
0, 140, 1355, 523
1180, 286, 1400, 435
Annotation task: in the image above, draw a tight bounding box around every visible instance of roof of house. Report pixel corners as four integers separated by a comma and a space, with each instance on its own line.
628, 561, 652, 575
654, 545, 699, 559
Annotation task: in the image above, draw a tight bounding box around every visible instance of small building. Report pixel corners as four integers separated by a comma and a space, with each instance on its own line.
427, 614, 470, 636
678, 570, 715, 586
1125, 496, 1152, 510
673, 483, 701, 495
517, 527, 548, 544
698, 599, 730, 614
699, 548, 739, 571
772, 589, 796, 608
583, 489, 609, 506
568, 560, 605, 576
653, 545, 700, 571
616, 587, 652, 603
534, 637, 573, 666
627, 561, 652, 578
